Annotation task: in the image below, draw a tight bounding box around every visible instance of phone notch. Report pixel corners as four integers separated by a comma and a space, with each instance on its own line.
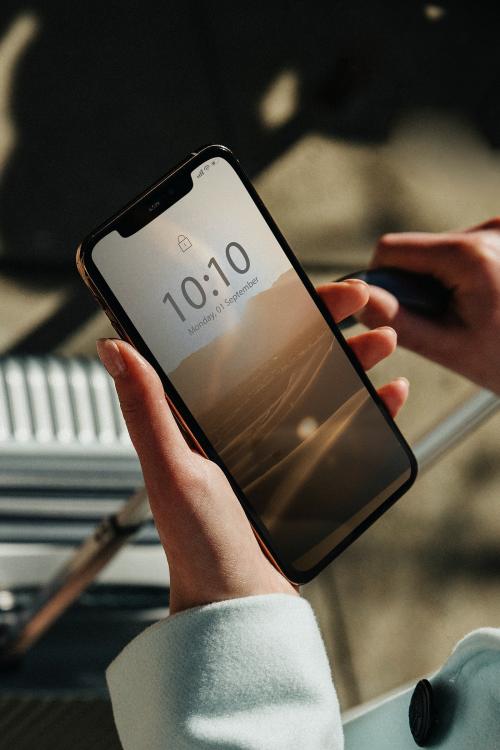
117, 170, 193, 238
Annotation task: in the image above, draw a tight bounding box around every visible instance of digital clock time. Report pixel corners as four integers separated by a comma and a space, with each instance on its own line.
162, 241, 251, 322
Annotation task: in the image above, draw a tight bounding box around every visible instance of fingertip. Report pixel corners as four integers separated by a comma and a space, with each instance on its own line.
394, 376, 410, 402
343, 277, 368, 287
396, 376, 410, 412
112, 339, 151, 372
317, 279, 371, 323
368, 285, 399, 309
317, 279, 370, 304
318, 279, 368, 295
378, 377, 410, 418
97, 337, 165, 404
392, 376, 410, 400
379, 325, 397, 336
347, 325, 399, 371
357, 285, 399, 328
96, 338, 188, 474
110, 339, 168, 394
96, 338, 127, 379
379, 325, 398, 350
342, 278, 370, 304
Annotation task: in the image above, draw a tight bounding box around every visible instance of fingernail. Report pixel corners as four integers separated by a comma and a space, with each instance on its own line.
397, 376, 410, 387
343, 278, 368, 286
96, 338, 126, 378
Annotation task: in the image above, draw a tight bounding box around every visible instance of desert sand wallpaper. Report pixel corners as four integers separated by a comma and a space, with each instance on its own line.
168, 267, 411, 570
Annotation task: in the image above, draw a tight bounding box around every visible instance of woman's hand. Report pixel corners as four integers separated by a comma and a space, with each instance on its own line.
97, 279, 408, 614
359, 218, 500, 394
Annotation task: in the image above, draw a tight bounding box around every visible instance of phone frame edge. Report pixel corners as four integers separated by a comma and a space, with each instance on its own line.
75, 143, 418, 585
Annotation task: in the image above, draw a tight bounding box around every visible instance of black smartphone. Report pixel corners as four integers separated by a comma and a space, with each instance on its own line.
77, 144, 417, 584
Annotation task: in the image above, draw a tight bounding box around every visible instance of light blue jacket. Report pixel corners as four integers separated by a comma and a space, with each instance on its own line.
106, 594, 500, 749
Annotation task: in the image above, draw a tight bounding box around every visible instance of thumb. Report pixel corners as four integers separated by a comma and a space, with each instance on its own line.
96, 338, 190, 497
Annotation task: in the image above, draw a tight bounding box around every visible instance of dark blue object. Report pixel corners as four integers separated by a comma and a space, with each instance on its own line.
337, 267, 451, 330
409, 678, 435, 746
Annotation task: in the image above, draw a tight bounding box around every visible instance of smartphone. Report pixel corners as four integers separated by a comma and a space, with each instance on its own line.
77, 144, 417, 584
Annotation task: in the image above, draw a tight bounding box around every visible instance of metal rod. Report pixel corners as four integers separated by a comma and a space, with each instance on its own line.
0, 488, 150, 663
1, 390, 498, 663
413, 389, 500, 471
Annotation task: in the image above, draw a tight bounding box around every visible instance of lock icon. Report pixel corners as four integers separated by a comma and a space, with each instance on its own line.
178, 234, 192, 252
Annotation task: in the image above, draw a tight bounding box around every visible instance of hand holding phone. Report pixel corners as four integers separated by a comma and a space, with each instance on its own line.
79, 145, 416, 584
96, 280, 408, 611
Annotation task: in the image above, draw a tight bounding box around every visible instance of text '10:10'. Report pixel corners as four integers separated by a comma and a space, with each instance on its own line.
162, 241, 251, 322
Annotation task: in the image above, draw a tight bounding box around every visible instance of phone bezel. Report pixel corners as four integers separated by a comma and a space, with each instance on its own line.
76, 144, 418, 584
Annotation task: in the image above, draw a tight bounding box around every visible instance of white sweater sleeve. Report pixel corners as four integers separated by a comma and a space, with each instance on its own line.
106, 593, 343, 750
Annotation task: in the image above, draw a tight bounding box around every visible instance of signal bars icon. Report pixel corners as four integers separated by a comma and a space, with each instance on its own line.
196, 164, 212, 179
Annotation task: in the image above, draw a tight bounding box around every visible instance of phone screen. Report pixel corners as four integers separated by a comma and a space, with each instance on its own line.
91, 153, 414, 576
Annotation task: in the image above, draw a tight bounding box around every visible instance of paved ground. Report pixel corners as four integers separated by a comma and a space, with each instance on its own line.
1, 111, 499, 711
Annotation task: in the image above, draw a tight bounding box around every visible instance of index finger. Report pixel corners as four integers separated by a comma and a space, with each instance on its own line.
96, 338, 191, 494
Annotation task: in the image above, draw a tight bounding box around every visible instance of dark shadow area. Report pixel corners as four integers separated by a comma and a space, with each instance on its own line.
0, 1, 499, 270
0, 585, 168, 749
0, 585, 168, 691
2, 1, 500, 349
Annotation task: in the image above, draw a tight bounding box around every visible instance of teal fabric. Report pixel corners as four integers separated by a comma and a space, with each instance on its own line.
344, 628, 500, 749
107, 593, 500, 749
343, 689, 414, 748
107, 594, 342, 749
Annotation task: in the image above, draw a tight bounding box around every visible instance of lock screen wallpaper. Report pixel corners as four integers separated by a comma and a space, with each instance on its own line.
93, 156, 412, 572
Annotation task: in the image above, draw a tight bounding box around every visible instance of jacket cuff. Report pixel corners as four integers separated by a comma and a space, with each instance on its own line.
107, 593, 342, 750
